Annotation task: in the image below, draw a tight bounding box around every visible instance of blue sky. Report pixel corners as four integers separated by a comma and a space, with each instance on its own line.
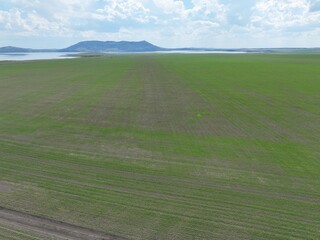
1, 0, 320, 48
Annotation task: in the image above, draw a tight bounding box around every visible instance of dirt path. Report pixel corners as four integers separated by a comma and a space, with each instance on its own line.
0, 207, 129, 240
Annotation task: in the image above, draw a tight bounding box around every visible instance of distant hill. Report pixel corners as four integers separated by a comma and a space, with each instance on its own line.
0, 46, 32, 53
60, 40, 164, 52
0, 46, 57, 53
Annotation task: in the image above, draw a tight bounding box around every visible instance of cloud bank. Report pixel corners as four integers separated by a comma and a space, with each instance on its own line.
1, 0, 320, 48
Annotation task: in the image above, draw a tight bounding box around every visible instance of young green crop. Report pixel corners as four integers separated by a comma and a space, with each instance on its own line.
0, 54, 319, 239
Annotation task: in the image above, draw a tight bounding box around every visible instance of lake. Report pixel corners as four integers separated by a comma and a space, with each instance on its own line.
0, 51, 252, 61
0, 52, 76, 61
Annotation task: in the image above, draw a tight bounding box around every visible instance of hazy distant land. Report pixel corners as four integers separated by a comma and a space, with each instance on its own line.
1, 40, 320, 54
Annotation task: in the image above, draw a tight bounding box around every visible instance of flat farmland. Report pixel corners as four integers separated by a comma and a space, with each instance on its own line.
0, 54, 319, 239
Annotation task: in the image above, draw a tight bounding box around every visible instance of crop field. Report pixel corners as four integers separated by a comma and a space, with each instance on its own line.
0, 54, 319, 239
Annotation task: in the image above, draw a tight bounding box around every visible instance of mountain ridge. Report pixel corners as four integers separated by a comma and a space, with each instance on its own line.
59, 40, 164, 52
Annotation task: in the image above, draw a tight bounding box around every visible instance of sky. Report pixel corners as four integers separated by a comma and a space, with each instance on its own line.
1, 0, 320, 49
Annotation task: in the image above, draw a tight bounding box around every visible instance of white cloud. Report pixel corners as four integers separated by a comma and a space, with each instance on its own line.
152, 0, 228, 21
0, 8, 68, 37
194, 20, 220, 28
1, 0, 320, 48
251, 0, 320, 29
153, 0, 185, 14
96, 0, 151, 22
0, 9, 25, 31
190, 0, 227, 21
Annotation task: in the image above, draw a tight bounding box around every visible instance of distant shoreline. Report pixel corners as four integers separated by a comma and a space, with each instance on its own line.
1, 40, 320, 55
1, 50, 320, 62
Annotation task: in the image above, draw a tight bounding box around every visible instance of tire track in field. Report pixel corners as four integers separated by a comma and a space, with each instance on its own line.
3, 166, 319, 240
0, 207, 129, 240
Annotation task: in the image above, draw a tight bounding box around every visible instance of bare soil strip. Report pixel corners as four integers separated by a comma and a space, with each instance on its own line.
0, 207, 128, 240
0, 182, 14, 192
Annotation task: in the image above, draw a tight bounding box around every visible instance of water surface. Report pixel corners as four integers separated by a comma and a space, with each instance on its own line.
0, 52, 76, 61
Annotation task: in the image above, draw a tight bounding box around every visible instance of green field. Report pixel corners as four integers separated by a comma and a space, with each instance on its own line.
0, 54, 319, 239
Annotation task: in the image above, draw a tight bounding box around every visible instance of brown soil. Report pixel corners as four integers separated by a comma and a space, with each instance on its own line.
0, 207, 129, 240
0, 182, 14, 192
